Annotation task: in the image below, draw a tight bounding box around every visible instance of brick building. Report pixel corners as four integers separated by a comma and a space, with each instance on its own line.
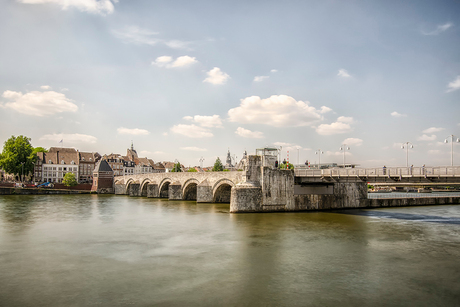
34, 147, 100, 184
91, 160, 114, 193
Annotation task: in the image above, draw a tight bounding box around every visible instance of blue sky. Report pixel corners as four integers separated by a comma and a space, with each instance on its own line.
0, 0, 459, 167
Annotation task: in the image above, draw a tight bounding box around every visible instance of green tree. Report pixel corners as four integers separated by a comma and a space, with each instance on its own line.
63, 172, 78, 187
212, 157, 224, 172
187, 168, 197, 172
280, 162, 294, 170
171, 162, 182, 172
0, 135, 35, 181
32, 147, 48, 154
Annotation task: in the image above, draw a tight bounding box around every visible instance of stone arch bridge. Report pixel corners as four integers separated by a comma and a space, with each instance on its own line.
114, 171, 244, 203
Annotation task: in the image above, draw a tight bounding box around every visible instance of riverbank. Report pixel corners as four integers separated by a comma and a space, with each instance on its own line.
0, 187, 94, 195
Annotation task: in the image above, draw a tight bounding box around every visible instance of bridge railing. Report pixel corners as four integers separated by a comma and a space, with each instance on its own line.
294, 166, 460, 177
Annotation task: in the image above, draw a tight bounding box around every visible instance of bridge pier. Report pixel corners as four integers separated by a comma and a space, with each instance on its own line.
129, 183, 140, 197
168, 182, 182, 200
114, 184, 125, 195
147, 183, 159, 198
231, 155, 293, 212
197, 180, 213, 203
292, 182, 368, 210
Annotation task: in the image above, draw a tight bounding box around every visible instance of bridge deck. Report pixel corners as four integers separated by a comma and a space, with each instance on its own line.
295, 166, 460, 184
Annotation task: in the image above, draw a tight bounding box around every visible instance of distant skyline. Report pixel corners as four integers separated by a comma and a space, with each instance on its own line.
0, 0, 459, 167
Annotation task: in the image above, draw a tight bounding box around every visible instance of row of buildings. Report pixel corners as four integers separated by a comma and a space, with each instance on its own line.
1, 143, 245, 185
33, 143, 167, 184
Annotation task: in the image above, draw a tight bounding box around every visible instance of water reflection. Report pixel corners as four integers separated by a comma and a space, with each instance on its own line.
0, 195, 459, 306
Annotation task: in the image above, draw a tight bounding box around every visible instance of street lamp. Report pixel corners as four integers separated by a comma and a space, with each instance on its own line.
339, 144, 350, 167
401, 142, 413, 167
278, 146, 282, 164
444, 135, 460, 166
315, 149, 324, 169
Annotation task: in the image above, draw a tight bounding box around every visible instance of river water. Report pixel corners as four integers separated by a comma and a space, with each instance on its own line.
1, 195, 459, 306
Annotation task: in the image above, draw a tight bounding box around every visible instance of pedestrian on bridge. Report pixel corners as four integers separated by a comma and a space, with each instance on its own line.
383, 165, 386, 175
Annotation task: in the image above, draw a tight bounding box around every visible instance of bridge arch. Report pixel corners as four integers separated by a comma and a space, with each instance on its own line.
212, 179, 235, 203
159, 178, 173, 198
140, 178, 152, 197
124, 178, 136, 195
182, 178, 200, 201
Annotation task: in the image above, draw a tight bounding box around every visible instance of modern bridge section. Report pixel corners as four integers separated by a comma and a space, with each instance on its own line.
295, 166, 460, 184
114, 171, 243, 203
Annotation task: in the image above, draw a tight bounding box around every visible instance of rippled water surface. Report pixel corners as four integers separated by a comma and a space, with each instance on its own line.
1, 195, 460, 306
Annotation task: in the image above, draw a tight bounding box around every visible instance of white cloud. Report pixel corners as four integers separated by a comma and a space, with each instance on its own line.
203, 67, 230, 85
113, 26, 190, 49
152, 55, 197, 68
337, 69, 351, 78
319, 106, 332, 114
235, 127, 264, 139
447, 76, 460, 93
19, 0, 116, 15
181, 147, 207, 152
117, 127, 150, 135
40, 85, 51, 90
39, 133, 97, 144
113, 26, 160, 46
428, 150, 441, 155
391, 111, 407, 117
171, 124, 213, 138
316, 122, 353, 136
228, 95, 326, 127
270, 69, 278, 73
337, 116, 354, 124
273, 142, 305, 151
184, 115, 222, 128
417, 134, 437, 141
1, 90, 78, 116
423, 127, 444, 134
274, 142, 293, 147
253, 76, 269, 82
171, 56, 197, 67
316, 117, 354, 135
164, 40, 191, 49
151, 56, 172, 67
326, 150, 352, 157
422, 23, 453, 35
343, 138, 363, 146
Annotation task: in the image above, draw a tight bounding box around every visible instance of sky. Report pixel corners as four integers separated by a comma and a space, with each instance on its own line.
0, 0, 459, 168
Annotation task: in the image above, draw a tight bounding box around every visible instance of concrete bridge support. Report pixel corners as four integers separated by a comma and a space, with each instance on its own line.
197, 180, 213, 203
230, 183, 262, 212
292, 182, 368, 210
169, 182, 183, 200
129, 183, 140, 197
114, 184, 125, 195
147, 183, 159, 198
